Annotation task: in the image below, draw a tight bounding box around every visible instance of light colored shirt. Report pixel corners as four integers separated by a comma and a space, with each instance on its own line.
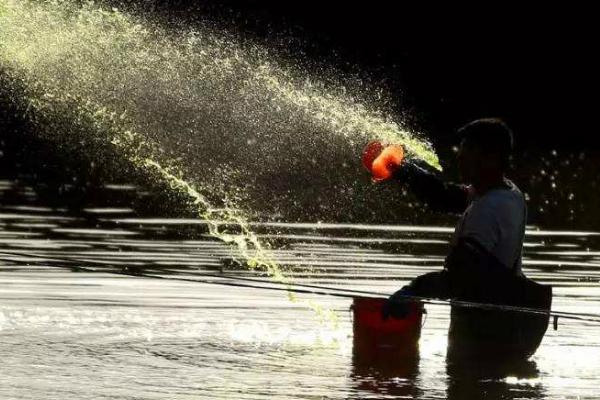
452, 179, 526, 273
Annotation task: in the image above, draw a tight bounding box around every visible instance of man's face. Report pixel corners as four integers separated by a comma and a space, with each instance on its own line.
457, 139, 482, 183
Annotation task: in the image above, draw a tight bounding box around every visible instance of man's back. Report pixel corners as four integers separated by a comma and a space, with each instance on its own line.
452, 179, 526, 273
448, 182, 549, 362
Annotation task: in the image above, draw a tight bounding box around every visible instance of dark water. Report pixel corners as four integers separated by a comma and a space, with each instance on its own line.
1, 178, 600, 399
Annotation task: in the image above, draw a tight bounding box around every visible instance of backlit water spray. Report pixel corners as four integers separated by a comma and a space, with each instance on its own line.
0, 0, 440, 325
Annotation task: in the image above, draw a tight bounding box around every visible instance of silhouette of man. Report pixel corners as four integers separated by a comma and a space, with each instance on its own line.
369, 118, 550, 360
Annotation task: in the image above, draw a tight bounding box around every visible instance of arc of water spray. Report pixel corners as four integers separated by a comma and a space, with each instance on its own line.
0, 0, 286, 279
0, 0, 328, 321
0, 0, 440, 326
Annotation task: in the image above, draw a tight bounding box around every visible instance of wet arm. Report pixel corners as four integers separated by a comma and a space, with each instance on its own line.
405, 270, 452, 299
404, 238, 500, 301
393, 161, 469, 214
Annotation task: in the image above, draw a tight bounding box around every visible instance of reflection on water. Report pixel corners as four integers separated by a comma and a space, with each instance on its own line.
1, 178, 600, 399
446, 358, 544, 400
352, 352, 421, 399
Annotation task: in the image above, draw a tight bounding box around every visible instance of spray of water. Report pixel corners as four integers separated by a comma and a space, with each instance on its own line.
0, 0, 439, 324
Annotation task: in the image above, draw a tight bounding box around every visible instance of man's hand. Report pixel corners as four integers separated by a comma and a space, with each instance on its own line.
381, 285, 416, 320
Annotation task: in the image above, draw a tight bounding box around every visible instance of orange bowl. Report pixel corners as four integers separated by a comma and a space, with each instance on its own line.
362, 141, 384, 172
371, 145, 404, 181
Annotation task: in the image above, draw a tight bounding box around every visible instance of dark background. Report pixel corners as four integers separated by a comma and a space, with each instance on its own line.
2, 1, 598, 228
129, 0, 598, 150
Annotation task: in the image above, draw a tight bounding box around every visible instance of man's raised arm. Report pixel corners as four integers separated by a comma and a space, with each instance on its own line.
393, 161, 471, 214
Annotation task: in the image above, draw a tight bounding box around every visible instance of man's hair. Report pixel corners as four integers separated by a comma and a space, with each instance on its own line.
457, 118, 514, 168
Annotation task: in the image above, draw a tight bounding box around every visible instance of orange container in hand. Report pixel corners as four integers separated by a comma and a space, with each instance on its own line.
362, 141, 385, 172
362, 141, 404, 181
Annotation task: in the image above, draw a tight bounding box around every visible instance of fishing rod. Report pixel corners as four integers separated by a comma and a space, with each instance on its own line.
0, 249, 390, 296
125, 268, 600, 327
0, 250, 375, 299
2, 249, 600, 325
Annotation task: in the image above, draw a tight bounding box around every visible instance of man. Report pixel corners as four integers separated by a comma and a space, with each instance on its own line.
370, 118, 550, 360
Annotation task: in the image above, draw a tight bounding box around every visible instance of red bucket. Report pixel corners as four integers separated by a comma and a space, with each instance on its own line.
352, 297, 424, 362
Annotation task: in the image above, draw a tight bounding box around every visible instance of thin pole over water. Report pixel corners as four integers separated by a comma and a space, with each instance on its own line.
2, 249, 599, 326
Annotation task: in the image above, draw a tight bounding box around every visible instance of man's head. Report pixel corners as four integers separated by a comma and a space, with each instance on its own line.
456, 118, 514, 186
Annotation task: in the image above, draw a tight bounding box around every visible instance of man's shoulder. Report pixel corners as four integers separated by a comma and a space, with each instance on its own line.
469, 181, 525, 223
479, 180, 524, 207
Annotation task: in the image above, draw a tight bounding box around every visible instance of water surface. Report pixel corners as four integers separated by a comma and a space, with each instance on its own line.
1, 179, 599, 399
